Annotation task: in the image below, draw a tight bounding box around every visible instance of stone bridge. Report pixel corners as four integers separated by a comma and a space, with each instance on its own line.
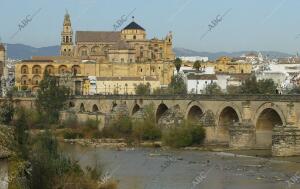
12, 95, 300, 156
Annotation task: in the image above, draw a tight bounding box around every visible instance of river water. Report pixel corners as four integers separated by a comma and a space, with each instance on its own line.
0, 159, 8, 189
60, 143, 300, 189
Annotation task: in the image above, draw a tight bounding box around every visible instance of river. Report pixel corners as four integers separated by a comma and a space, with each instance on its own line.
60, 143, 300, 189
0, 159, 8, 189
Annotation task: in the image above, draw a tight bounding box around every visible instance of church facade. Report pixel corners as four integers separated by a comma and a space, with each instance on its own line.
15, 12, 175, 94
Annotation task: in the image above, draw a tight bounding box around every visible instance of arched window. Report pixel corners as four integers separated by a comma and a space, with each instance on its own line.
91, 46, 100, 53
72, 65, 81, 76
21, 65, 29, 74
32, 65, 41, 74
45, 65, 55, 74
21, 75, 28, 85
32, 75, 41, 85
59, 65, 67, 74
79, 46, 88, 57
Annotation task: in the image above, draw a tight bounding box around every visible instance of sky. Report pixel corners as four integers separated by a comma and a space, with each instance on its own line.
0, 0, 300, 54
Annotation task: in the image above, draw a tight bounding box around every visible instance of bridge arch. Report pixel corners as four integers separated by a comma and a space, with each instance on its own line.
92, 104, 100, 113
254, 103, 285, 148
79, 103, 85, 112
131, 104, 141, 116
68, 101, 75, 108
216, 102, 242, 127
216, 103, 242, 143
156, 103, 168, 123
185, 101, 205, 123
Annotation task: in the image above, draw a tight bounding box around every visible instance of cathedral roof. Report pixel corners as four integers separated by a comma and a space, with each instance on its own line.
76, 31, 121, 43
123, 21, 145, 31
110, 40, 132, 50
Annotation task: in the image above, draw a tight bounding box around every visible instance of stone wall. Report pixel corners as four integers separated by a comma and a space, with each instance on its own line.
272, 125, 300, 156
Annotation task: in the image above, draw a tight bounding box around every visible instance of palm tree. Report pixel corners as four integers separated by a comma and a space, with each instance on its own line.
173, 58, 182, 73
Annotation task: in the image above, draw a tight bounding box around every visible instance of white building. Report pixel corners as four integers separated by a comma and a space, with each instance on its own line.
256, 63, 300, 90
88, 76, 97, 95
178, 56, 208, 62
186, 74, 218, 94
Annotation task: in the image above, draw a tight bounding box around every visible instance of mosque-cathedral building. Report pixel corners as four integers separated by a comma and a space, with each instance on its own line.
15, 12, 176, 94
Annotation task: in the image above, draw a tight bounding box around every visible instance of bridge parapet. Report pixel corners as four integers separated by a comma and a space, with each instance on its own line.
69, 94, 300, 102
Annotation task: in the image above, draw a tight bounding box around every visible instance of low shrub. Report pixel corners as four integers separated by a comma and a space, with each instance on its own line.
84, 119, 99, 129
163, 121, 206, 148
163, 127, 193, 148
132, 121, 161, 141
131, 103, 161, 141
102, 116, 133, 138
63, 131, 84, 139
61, 113, 78, 128
92, 131, 102, 139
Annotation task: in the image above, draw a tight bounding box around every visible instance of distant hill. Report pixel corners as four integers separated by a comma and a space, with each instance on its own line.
173, 47, 293, 60
6, 44, 60, 60
3, 44, 293, 60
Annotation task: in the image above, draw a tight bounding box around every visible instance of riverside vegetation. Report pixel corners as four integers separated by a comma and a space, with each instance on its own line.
60, 103, 206, 149
0, 73, 118, 189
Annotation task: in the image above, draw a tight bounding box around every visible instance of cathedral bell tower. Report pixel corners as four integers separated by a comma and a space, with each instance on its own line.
60, 11, 74, 56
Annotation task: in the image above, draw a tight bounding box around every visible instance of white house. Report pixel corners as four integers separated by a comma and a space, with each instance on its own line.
178, 56, 209, 62
186, 74, 218, 94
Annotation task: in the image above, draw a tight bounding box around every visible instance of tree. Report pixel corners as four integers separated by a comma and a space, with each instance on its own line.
0, 92, 14, 124
36, 72, 70, 124
287, 86, 300, 94
205, 82, 223, 95
226, 85, 241, 94
15, 108, 29, 159
257, 79, 277, 94
173, 58, 182, 73
135, 83, 151, 95
239, 75, 259, 94
193, 60, 201, 71
168, 74, 187, 94
239, 75, 277, 94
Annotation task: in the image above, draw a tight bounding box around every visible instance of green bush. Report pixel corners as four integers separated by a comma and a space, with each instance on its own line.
63, 131, 84, 139
132, 121, 161, 141
132, 104, 162, 141
102, 116, 133, 138
163, 121, 206, 148
92, 131, 102, 139
190, 124, 206, 144
29, 131, 107, 189
163, 127, 192, 148
84, 119, 99, 129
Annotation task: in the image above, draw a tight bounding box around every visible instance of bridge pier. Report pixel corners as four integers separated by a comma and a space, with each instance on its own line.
272, 103, 300, 156
272, 125, 300, 156
229, 121, 255, 149
228, 101, 256, 149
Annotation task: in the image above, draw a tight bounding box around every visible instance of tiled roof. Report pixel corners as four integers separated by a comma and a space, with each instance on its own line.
110, 40, 131, 50
76, 31, 121, 43
21, 60, 54, 63
96, 76, 158, 81
187, 74, 217, 80
123, 21, 145, 31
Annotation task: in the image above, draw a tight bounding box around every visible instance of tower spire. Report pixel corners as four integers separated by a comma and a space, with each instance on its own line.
61, 11, 73, 56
